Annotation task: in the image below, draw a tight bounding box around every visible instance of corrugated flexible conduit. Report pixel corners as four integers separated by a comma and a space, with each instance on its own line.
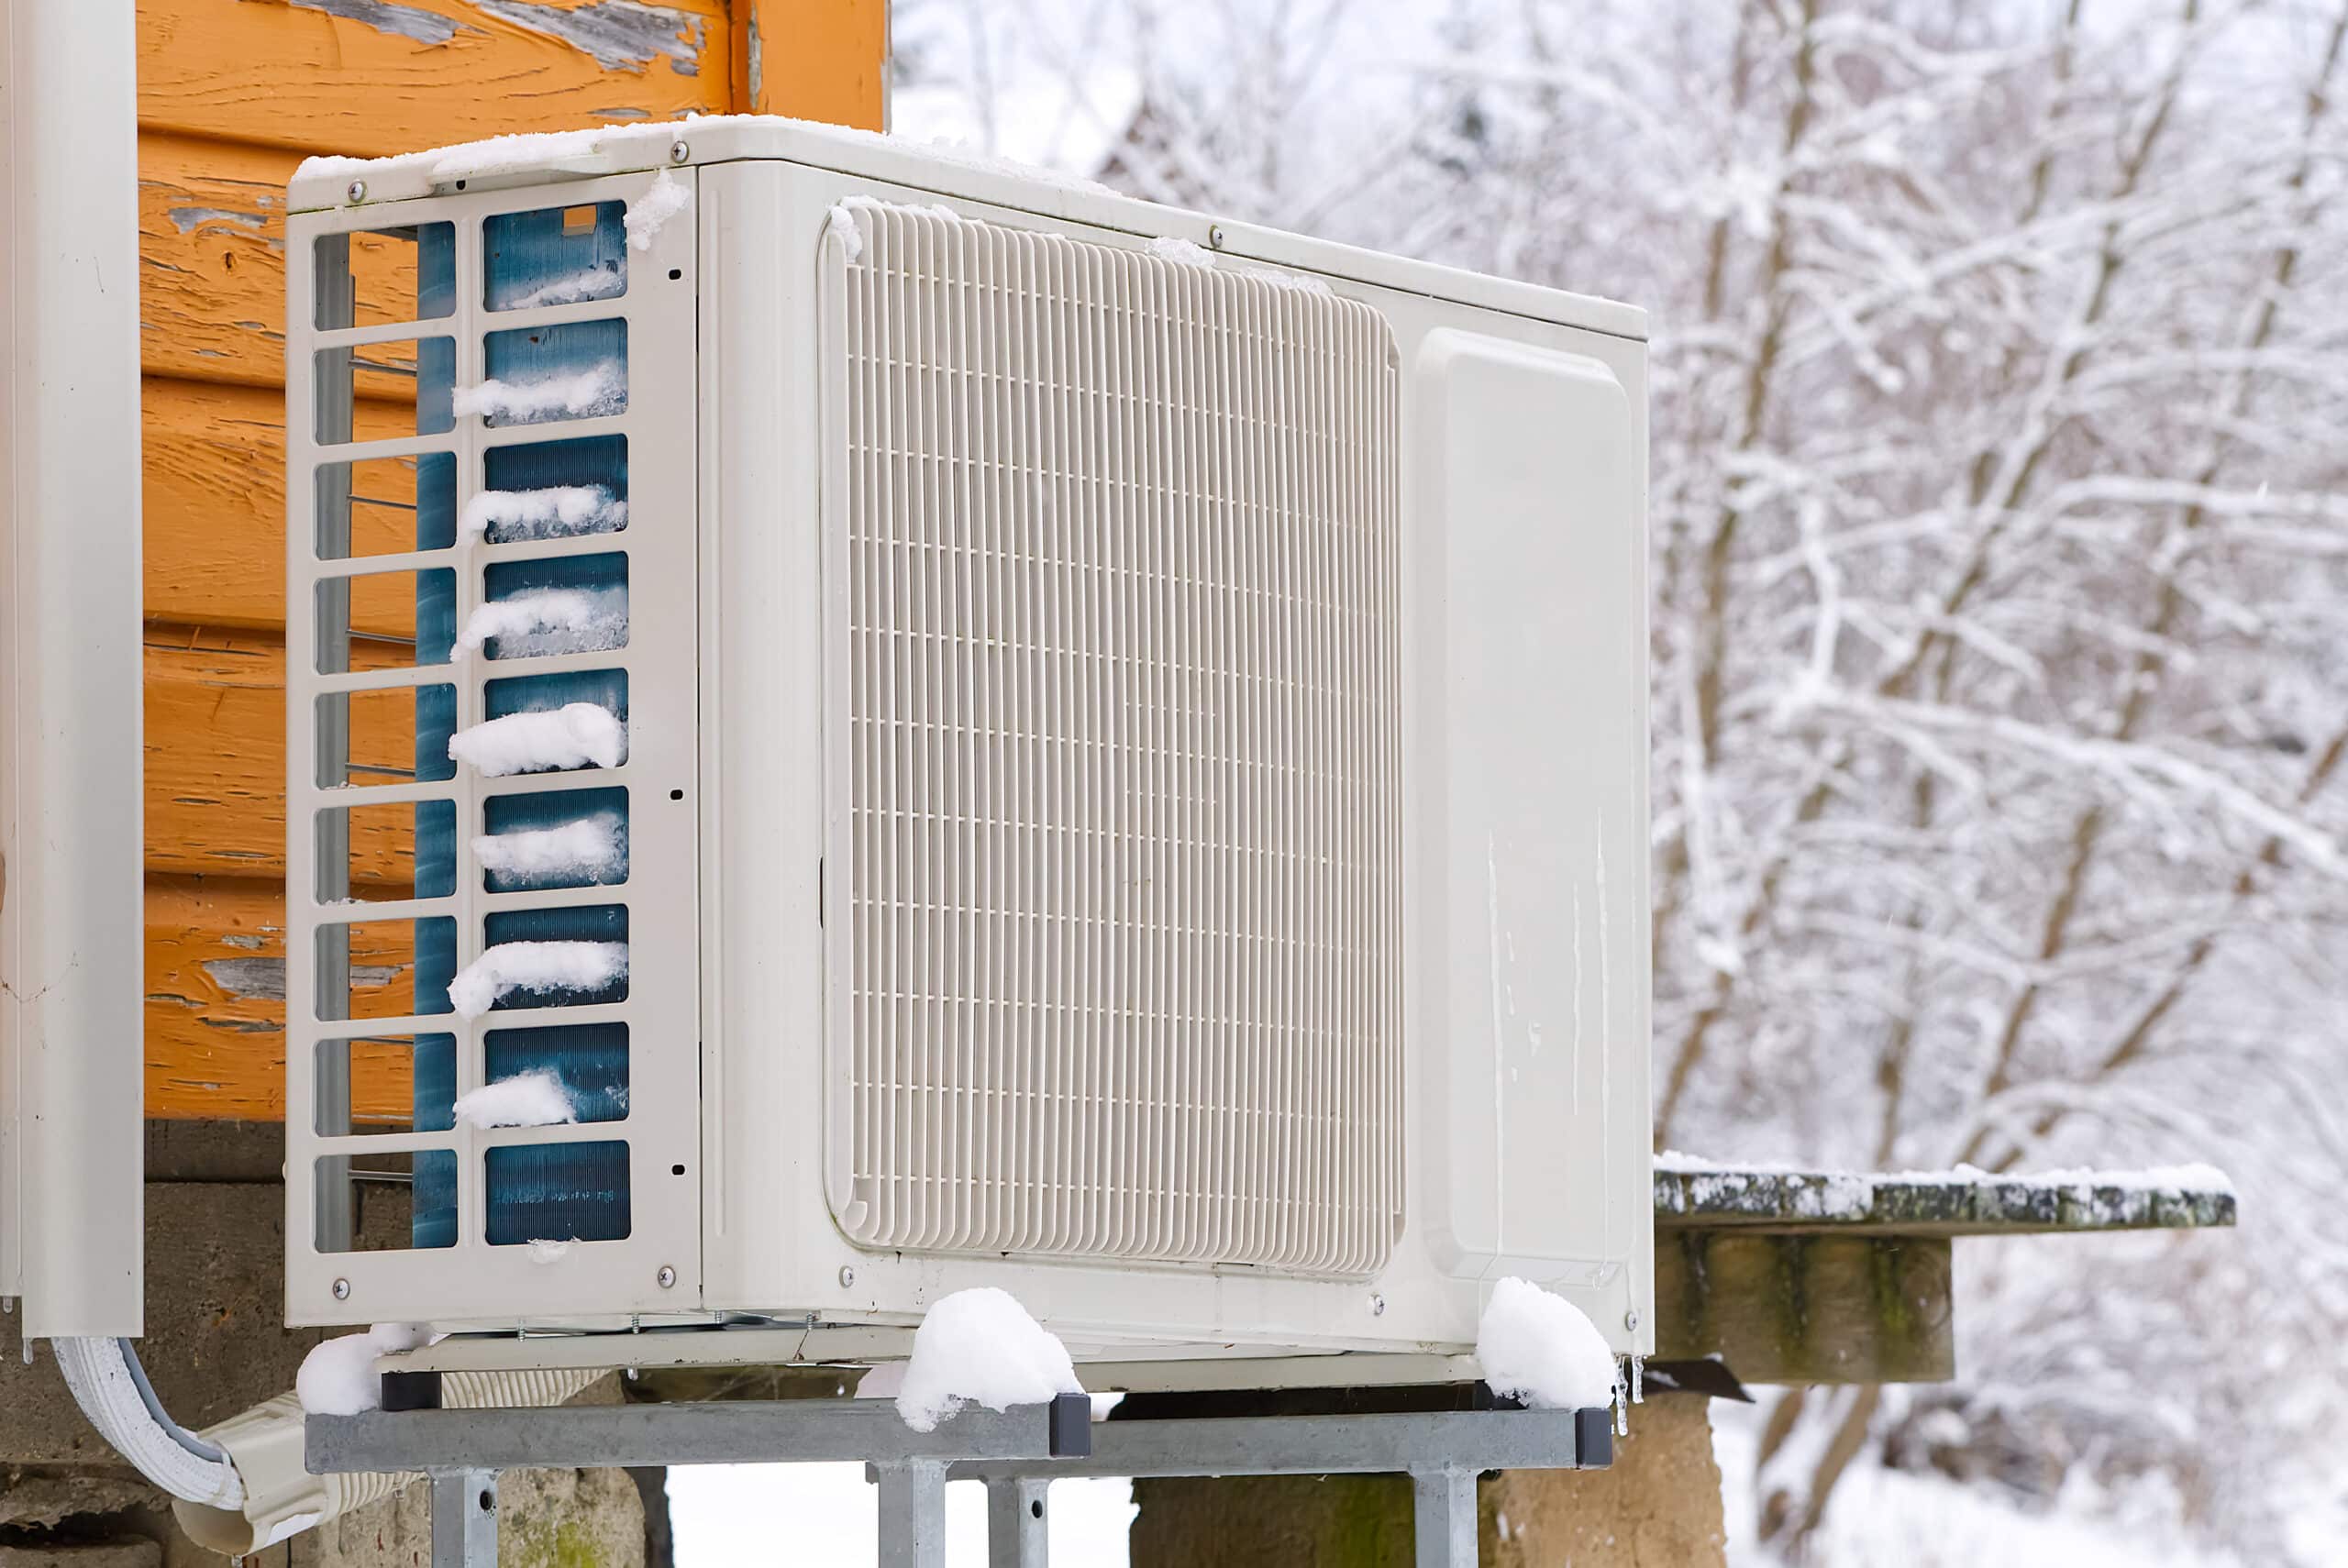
55, 1335, 601, 1553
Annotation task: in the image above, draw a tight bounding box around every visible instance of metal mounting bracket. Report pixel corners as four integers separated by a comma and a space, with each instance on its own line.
305, 1388, 1611, 1568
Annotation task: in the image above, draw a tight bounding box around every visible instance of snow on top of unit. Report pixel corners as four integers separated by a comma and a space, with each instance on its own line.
448, 703, 626, 776
624, 168, 692, 251
296, 1324, 432, 1417
1147, 234, 1216, 268
1475, 1277, 1618, 1413
460, 485, 628, 543
472, 813, 625, 881
296, 114, 1117, 200
448, 940, 627, 1020
450, 1068, 578, 1130
892, 1287, 1085, 1433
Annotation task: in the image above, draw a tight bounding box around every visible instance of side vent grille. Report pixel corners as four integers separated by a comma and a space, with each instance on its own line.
825, 203, 1407, 1275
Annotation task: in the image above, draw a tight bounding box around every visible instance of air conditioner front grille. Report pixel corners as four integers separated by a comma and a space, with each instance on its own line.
825, 204, 1407, 1275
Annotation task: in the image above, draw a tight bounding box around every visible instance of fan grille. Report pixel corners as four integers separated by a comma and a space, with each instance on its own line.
831, 204, 1405, 1275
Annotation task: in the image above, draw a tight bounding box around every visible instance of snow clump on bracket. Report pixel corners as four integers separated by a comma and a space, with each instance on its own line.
892, 1287, 1085, 1433
1475, 1276, 1618, 1412
296, 1324, 433, 1417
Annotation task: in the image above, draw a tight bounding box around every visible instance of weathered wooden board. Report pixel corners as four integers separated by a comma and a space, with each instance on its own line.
147, 876, 290, 1121
147, 875, 416, 1123
137, 0, 732, 158
147, 377, 436, 629
737, 0, 887, 128
1654, 1230, 1954, 1385
148, 630, 428, 883
140, 134, 296, 389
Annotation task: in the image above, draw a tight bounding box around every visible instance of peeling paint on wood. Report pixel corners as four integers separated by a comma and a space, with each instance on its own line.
137, 0, 731, 158
474, 0, 704, 75
148, 876, 423, 1121
292, 0, 472, 47
147, 878, 289, 1121
166, 205, 269, 234
140, 138, 297, 388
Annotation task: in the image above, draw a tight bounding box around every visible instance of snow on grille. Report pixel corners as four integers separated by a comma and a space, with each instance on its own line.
831, 203, 1405, 1275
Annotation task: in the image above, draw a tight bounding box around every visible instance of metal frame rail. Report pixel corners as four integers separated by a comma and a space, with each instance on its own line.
306, 1386, 1612, 1568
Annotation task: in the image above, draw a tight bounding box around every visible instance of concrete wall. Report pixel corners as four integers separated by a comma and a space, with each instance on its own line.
0, 1128, 645, 1568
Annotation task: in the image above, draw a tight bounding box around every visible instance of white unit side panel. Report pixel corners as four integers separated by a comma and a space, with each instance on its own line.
703, 160, 1651, 1358
1415, 329, 1645, 1290
284, 170, 703, 1329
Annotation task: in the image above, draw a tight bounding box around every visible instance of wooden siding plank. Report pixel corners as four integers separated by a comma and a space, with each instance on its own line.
147, 377, 287, 627
147, 874, 419, 1124
147, 876, 290, 1121
138, 0, 731, 158
148, 629, 430, 883
146, 376, 431, 629
139, 134, 295, 389
737, 0, 886, 128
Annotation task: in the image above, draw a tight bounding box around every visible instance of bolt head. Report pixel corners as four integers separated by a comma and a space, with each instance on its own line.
837, 1265, 856, 1288
656, 1265, 677, 1289
331, 1277, 351, 1300
1624, 1309, 1641, 1331
1208, 224, 1227, 250
1369, 1293, 1387, 1317
346, 180, 366, 204
669, 140, 691, 165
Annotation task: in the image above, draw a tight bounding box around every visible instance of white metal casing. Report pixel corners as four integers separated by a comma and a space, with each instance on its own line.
285, 119, 1653, 1361
0, 0, 146, 1340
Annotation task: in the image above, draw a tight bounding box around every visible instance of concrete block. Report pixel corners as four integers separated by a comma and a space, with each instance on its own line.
1128, 1393, 1725, 1568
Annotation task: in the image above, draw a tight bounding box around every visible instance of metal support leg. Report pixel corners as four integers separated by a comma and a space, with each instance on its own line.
1412, 1468, 1478, 1568
986, 1476, 1049, 1567
873, 1458, 949, 1568
431, 1470, 498, 1568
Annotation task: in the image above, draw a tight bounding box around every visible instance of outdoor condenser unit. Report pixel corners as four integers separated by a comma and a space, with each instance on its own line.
282, 120, 1653, 1368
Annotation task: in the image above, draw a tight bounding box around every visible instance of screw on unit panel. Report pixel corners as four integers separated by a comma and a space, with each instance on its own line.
837, 1265, 856, 1288
1624, 1309, 1641, 1331
346, 180, 366, 204
332, 1277, 351, 1300
670, 140, 691, 165
1369, 1294, 1387, 1317
1208, 225, 1227, 250
656, 1265, 678, 1289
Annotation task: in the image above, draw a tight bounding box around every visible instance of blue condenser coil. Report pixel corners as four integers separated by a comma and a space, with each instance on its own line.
413, 203, 635, 1252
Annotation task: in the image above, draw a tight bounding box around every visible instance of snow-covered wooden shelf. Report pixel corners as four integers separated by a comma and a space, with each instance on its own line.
1653, 1157, 2236, 1237
1647, 1157, 2234, 1386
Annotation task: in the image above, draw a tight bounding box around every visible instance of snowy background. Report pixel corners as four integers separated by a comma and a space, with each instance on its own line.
681, 0, 2348, 1560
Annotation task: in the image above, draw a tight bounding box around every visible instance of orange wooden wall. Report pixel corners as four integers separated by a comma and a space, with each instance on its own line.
141, 0, 884, 1121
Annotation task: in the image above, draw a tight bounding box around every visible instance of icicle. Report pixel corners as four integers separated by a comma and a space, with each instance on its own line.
1632, 1353, 1645, 1404
1612, 1359, 1629, 1436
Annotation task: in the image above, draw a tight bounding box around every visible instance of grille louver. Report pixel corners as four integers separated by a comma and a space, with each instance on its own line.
827, 203, 1407, 1275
